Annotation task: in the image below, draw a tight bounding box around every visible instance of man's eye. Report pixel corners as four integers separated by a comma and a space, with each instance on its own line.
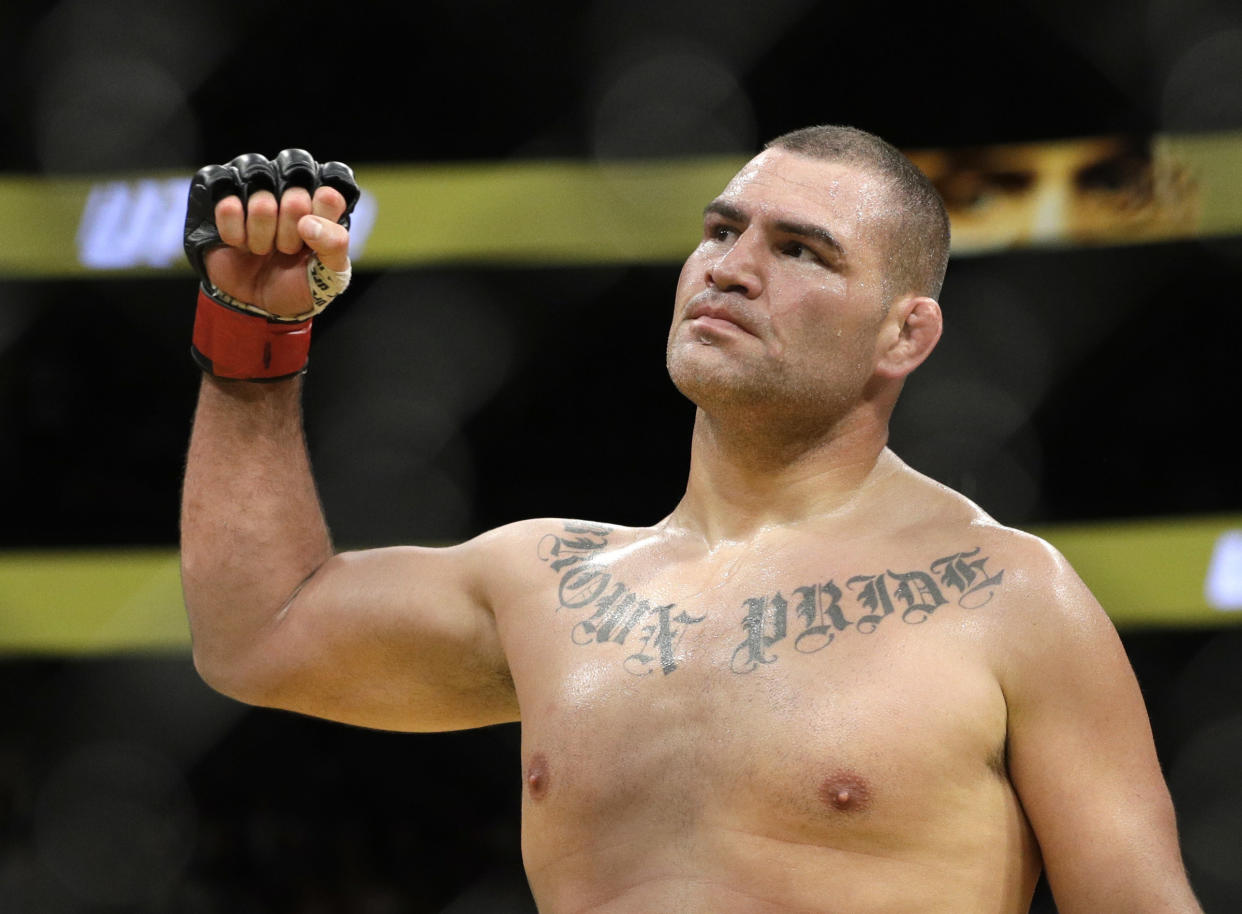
707, 224, 734, 241
782, 241, 815, 260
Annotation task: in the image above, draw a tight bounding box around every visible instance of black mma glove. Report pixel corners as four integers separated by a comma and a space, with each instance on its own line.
183, 149, 360, 380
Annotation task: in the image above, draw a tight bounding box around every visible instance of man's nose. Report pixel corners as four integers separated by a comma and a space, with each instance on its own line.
706, 234, 762, 298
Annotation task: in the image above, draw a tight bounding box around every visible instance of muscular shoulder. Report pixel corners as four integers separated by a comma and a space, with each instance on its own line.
458, 516, 655, 608
887, 456, 1075, 582
887, 456, 1113, 660
921, 509, 1119, 714
983, 525, 1119, 684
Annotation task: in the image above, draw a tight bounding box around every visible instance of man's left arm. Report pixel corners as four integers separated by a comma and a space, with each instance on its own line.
999, 540, 1203, 914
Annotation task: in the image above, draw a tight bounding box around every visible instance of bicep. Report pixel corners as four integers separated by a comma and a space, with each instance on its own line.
1003, 576, 1199, 913
224, 541, 520, 732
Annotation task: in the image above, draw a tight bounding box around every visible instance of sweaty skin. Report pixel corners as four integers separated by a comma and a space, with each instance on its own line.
181, 147, 1203, 914
504, 471, 1042, 914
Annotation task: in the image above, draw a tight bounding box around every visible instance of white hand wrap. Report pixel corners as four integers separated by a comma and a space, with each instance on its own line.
306, 255, 353, 315
203, 256, 352, 323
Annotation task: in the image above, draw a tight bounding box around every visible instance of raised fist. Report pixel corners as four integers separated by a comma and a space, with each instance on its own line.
184, 150, 360, 320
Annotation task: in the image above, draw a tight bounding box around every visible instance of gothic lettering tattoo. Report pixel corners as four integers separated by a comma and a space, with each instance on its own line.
537, 526, 1004, 677
539, 524, 705, 676
730, 548, 1004, 673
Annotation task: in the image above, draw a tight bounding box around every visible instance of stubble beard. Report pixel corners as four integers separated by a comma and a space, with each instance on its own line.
666, 334, 862, 444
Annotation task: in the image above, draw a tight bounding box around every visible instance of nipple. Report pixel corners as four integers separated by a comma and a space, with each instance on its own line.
526, 753, 550, 801
819, 772, 870, 813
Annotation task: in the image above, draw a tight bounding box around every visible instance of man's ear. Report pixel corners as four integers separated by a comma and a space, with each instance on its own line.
875, 295, 943, 380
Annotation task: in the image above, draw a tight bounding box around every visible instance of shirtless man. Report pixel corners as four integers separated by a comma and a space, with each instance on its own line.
180, 127, 1203, 913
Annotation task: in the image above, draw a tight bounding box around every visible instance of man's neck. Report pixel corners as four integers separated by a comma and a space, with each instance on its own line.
667, 406, 896, 546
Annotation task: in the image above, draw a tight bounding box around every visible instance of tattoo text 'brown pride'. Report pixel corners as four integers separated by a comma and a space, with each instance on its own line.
537, 524, 1004, 677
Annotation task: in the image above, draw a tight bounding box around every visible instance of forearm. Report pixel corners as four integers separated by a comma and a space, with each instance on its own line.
180, 374, 333, 692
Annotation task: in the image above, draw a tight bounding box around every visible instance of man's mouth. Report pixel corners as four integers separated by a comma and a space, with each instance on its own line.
686, 296, 756, 337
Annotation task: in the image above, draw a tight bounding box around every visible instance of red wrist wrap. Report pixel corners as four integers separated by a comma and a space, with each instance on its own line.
190, 287, 313, 381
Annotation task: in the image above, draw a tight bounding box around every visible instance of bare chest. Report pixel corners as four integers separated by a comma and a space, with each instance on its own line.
501, 524, 1013, 850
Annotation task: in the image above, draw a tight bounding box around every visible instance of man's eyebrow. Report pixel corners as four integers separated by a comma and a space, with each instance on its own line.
703, 199, 746, 223
773, 218, 846, 258
703, 199, 846, 259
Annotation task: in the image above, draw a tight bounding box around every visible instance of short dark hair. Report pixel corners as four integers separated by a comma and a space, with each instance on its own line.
765, 125, 950, 301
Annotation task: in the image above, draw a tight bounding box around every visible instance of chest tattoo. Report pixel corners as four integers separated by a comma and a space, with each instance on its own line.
729, 549, 1004, 673
537, 524, 1004, 677
538, 524, 705, 676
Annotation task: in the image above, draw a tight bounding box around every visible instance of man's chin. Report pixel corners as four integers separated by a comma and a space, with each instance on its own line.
666, 348, 774, 410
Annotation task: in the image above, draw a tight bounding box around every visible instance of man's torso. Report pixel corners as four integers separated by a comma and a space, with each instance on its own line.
491, 488, 1043, 913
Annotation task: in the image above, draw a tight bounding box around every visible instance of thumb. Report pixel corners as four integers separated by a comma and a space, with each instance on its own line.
298, 215, 351, 273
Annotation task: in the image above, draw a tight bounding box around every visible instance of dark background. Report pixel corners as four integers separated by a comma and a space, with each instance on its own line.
3, 0, 1242, 911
